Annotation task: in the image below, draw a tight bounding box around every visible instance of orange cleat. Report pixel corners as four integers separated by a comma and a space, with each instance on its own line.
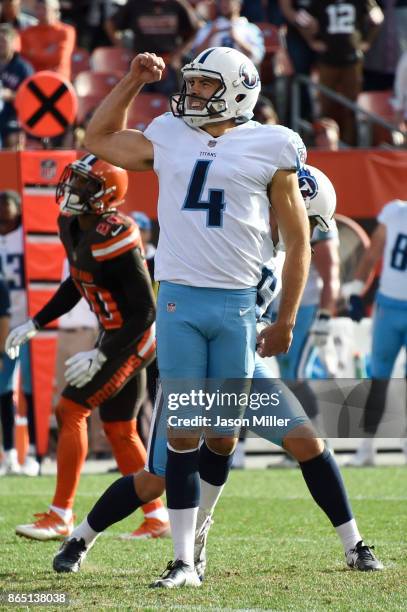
120, 517, 170, 540
15, 510, 74, 541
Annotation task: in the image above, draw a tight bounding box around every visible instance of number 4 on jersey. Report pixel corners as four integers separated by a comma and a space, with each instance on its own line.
183, 160, 226, 227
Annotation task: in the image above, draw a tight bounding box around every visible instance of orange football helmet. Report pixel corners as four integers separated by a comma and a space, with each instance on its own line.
56, 154, 128, 215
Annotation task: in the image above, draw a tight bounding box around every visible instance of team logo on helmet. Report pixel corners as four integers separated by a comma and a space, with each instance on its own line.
239, 63, 259, 89
298, 169, 318, 205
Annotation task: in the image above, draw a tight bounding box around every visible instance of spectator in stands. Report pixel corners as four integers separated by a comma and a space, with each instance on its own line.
60, 1, 117, 52
303, 0, 384, 145
0, 23, 33, 150
105, 0, 199, 95
278, 1, 317, 122
193, 1, 215, 23
393, 50, 407, 132
192, 0, 265, 67
312, 117, 340, 151
253, 93, 278, 124
363, 0, 405, 92
241, 0, 266, 22
0, 0, 37, 29
20, 0, 76, 80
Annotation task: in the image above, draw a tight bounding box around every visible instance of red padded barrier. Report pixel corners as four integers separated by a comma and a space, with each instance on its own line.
25, 241, 64, 281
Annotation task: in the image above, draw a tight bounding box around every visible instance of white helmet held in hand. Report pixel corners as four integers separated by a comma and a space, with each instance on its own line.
297, 165, 337, 232
170, 47, 261, 127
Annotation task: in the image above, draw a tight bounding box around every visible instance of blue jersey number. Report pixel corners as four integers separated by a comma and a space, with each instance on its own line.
183, 160, 225, 227
390, 233, 407, 271
0, 253, 25, 290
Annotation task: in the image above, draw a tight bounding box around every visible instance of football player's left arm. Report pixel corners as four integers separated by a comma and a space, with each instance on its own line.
258, 169, 311, 357
309, 238, 340, 346
342, 223, 386, 299
5, 276, 82, 360
313, 238, 340, 314
98, 248, 156, 359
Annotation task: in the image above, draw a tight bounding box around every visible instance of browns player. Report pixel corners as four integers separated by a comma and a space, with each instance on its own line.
6, 154, 169, 540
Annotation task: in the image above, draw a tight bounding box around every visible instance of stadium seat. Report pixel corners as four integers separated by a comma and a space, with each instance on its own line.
71, 48, 91, 80
357, 90, 395, 121
127, 93, 169, 131
76, 94, 103, 125
74, 71, 121, 98
357, 90, 398, 145
255, 22, 281, 55
91, 46, 134, 75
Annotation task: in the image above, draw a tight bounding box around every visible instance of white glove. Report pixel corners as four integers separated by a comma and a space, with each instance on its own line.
341, 280, 364, 300
5, 319, 39, 359
256, 320, 270, 353
64, 349, 107, 388
309, 310, 331, 347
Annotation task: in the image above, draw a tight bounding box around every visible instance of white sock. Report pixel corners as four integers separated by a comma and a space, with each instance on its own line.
168, 507, 198, 567
232, 441, 246, 468
199, 479, 224, 515
70, 518, 100, 548
144, 507, 169, 522
5, 448, 17, 460
336, 518, 362, 553
50, 505, 73, 523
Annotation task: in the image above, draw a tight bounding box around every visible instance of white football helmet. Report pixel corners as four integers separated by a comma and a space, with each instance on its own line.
170, 47, 261, 127
297, 165, 337, 232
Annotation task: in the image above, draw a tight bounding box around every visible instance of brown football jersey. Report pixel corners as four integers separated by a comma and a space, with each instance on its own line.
58, 211, 145, 332
308, 0, 380, 65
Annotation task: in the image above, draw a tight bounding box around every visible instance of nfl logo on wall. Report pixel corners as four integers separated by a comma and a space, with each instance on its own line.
40, 159, 57, 180
167, 302, 176, 313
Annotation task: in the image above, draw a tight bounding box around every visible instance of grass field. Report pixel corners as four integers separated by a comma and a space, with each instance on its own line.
1, 466, 406, 611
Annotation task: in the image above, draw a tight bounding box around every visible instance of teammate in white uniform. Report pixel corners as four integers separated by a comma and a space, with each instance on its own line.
272, 167, 340, 380
81, 46, 312, 588
343, 200, 407, 466
0, 191, 38, 477
52, 167, 383, 579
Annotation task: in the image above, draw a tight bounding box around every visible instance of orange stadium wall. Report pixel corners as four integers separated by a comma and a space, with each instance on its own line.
0, 149, 406, 457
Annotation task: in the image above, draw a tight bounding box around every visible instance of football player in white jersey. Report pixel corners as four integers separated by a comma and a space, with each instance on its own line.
0, 191, 39, 477
343, 199, 407, 466
52, 167, 383, 578
84, 46, 312, 588
270, 167, 341, 467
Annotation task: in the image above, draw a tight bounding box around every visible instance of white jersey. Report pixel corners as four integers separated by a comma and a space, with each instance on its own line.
377, 200, 407, 302
144, 114, 306, 289
0, 225, 27, 327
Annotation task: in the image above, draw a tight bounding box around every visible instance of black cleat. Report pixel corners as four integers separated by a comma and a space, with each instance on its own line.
53, 537, 88, 573
346, 541, 384, 571
150, 560, 201, 588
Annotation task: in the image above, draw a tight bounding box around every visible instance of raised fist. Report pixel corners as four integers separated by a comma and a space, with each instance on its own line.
129, 52, 166, 85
